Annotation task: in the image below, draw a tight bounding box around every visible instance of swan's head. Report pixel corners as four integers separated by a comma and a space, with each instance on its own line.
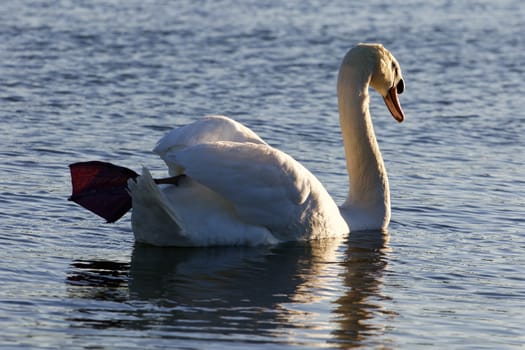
343, 43, 405, 122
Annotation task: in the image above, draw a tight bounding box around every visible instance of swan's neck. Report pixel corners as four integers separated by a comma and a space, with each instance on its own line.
337, 65, 390, 230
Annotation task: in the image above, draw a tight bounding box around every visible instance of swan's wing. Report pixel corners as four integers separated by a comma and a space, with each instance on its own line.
165, 141, 313, 234
154, 115, 267, 175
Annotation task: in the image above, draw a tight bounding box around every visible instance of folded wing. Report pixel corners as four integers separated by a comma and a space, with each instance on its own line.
163, 141, 313, 238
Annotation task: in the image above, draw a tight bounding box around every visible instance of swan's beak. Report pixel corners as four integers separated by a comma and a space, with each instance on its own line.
383, 85, 405, 123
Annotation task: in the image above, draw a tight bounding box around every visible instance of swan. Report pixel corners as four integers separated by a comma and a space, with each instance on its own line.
127, 43, 405, 246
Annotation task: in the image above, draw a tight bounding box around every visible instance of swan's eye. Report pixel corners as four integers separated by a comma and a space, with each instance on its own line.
392, 62, 398, 74
397, 79, 405, 94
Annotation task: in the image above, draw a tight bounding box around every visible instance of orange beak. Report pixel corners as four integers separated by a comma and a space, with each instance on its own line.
383, 85, 405, 123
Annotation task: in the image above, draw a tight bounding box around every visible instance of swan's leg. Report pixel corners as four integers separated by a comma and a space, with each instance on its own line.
154, 174, 187, 186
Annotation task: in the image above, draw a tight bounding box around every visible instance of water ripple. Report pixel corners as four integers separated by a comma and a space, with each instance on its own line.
1, 0, 524, 348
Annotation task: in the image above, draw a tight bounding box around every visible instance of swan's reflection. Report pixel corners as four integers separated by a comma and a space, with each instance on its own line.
331, 230, 394, 348
66, 232, 392, 346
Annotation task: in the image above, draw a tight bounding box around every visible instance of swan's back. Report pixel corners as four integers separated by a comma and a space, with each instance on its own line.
129, 115, 349, 246
154, 115, 266, 175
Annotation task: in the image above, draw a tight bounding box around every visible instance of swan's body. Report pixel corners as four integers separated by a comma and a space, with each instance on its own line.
128, 43, 405, 246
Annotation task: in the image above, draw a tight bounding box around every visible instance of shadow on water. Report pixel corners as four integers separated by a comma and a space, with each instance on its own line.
66, 231, 392, 347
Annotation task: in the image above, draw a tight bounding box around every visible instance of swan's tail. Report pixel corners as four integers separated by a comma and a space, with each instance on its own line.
127, 167, 191, 246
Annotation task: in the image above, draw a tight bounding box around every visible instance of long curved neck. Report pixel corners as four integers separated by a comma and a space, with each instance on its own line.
337, 64, 390, 230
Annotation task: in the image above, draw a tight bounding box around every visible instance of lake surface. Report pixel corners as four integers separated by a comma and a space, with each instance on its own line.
1, 0, 524, 348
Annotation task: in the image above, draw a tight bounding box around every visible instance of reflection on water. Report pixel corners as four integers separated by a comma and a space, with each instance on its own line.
66, 232, 391, 347
332, 231, 394, 348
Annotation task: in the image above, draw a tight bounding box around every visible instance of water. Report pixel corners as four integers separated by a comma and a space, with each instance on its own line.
1, 0, 524, 348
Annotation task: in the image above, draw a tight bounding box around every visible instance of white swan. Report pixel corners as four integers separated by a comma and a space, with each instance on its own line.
128, 43, 405, 246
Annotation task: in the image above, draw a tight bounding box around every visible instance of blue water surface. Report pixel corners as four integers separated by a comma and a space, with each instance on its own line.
1, 0, 524, 348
